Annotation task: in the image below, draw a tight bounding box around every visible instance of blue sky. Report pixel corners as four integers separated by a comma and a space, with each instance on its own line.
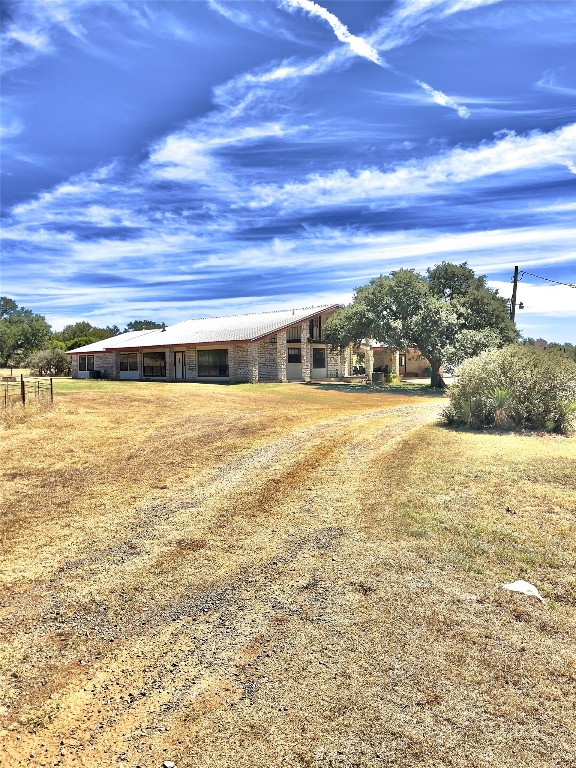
1, 0, 575, 341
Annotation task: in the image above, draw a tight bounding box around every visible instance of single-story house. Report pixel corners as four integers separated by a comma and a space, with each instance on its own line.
68, 305, 361, 383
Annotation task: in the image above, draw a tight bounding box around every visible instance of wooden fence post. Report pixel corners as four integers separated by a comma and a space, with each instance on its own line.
50, 378, 53, 403
20, 374, 26, 406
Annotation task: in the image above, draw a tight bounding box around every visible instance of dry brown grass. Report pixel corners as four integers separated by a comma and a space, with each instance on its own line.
1, 398, 54, 429
0, 367, 31, 378
0, 381, 574, 768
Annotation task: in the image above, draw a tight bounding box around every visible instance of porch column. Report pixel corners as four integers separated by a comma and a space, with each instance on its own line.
248, 341, 259, 383
340, 347, 349, 376
301, 323, 311, 382
165, 347, 175, 381
112, 351, 120, 380
228, 344, 236, 383
393, 350, 400, 377
365, 346, 374, 381
276, 330, 287, 382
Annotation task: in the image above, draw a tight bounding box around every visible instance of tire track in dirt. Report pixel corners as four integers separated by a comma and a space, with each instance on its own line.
1, 400, 441, 766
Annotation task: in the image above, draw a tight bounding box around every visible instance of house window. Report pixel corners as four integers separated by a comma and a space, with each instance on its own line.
119, 353, 138, 372
198, 349, 229, 377
309, 316, 322, 340
79, 355, 94, 372
312, 348, 326, 368
287, 347, 302, 364
287, 325, 301, 342
143, 351, 166, 377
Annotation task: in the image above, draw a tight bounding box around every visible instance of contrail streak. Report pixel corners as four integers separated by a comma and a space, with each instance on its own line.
415, 79, 470, 119
283, 0, 470, 118
283, 0, 384, 66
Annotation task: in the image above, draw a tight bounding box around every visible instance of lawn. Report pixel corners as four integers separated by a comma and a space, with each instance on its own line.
0, 381, 574, 767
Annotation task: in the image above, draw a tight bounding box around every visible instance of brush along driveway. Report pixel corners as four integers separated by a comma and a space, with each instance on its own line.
1, 382, 575, 768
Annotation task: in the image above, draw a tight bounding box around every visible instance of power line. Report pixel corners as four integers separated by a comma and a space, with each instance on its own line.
518, 270, 576, 288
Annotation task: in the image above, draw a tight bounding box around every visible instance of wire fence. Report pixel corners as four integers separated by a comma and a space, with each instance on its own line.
2, 375, 54, 409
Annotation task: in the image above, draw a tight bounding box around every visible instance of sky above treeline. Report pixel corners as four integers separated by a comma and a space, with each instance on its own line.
1, 0, 575, 341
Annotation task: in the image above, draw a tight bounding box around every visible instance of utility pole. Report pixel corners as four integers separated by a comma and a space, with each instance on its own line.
510, 265, 519, 321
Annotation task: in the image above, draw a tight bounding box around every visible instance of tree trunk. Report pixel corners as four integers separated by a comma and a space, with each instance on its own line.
430, 359, 445, 389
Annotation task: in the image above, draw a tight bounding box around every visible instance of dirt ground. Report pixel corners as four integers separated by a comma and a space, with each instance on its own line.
1, 381, 575, 768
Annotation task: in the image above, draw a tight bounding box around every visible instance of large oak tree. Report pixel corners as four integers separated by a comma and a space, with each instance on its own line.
0, 297, 52, 368
325, 263, 518, 388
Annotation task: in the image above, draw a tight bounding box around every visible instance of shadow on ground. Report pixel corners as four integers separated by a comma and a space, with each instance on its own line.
308, 382, 447, 398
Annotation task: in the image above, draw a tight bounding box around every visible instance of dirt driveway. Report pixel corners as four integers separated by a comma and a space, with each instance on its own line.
2, 383, 573, 768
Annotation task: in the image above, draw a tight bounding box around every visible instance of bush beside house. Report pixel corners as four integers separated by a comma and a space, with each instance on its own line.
443, 345, 576, 434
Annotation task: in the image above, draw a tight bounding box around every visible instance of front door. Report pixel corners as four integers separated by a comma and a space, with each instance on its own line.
399, 353, 406, 376
287, 346, 302, 380
174, 351, 186, 379
311, 346, 327, 379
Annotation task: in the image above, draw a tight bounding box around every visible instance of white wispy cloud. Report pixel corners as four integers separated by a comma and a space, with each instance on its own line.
148, 122, 297, 183
208, 0, 303, 42
394, 0, 502, 20
281, 0, 470, 118
0, 110, 23, 139
0, 0, 200, 74
1, 0, 92, 73
215, 0, 484, 116
212, 49, 345, 117
536, 69, 576, 97
248, 123, 576, 209
368, 0, 503, 55
13, 219, 575, 332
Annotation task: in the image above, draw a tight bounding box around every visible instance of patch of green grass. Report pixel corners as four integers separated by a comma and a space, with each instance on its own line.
315, 381, 445, 397
367, 425, 576, 583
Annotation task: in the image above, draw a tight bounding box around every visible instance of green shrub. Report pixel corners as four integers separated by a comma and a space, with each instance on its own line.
29, 348, 71, 377
443, 345, 576, 434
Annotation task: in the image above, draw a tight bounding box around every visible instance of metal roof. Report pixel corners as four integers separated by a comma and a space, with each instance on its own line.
67, 329, 159, 354
68, 306, 339, 353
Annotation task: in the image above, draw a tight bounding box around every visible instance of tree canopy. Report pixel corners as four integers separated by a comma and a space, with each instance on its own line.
0, 300, 168, 368
54, 321, 121, 351
324, 262, 517, 387
124, 320, 165, 332
0, 297, 52, 367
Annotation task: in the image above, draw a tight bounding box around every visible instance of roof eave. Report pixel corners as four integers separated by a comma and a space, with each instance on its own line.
251, 304, 342, 341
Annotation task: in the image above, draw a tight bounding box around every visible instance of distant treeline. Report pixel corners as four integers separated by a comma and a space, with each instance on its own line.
0, 296, 164, 369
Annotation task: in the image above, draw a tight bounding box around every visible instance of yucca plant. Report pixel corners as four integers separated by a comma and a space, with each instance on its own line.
490, 387, 512, 429
443, 345, 576, 434
546, 400, 576, 435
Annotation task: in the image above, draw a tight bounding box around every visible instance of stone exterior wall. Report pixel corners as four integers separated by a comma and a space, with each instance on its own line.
71, 352, 115, 378
405, 348, 430, 376
234, 343, 250, 382
95, 353, 115, 377
165, 347, 175, 380
256, 336, 279, 381
186, 347, 197, 379
70, 341, 346, 382
373, 348, 396, 370
373, 347, 430, 377
276, 330, 287, 382
327, 347, 340, 378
